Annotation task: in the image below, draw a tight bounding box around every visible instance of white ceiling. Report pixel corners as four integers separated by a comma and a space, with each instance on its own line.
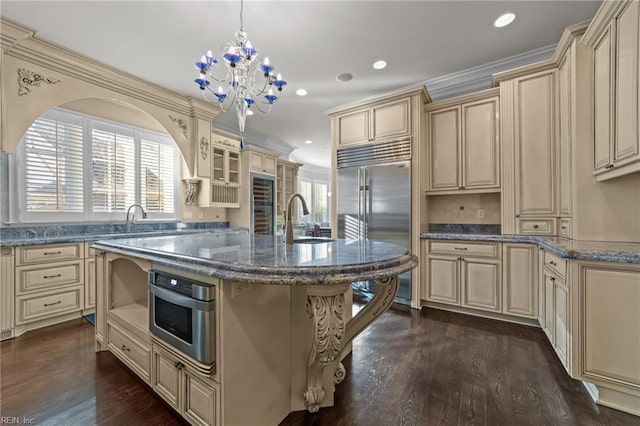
2, 1, 601, 169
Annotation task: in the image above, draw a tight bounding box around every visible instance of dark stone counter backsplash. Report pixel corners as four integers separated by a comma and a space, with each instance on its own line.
428, 223, 502, 234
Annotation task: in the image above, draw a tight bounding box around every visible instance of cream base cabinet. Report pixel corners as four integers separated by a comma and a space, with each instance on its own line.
574, 261, 640, 410
461, 258, 501, 312
502, 244, 538, 318
425, 241, 501, 312
425, 255, 459, 305
152, 344, 218, 426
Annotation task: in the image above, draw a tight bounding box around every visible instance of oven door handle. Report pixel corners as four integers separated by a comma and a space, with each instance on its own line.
149, 283, 215, 311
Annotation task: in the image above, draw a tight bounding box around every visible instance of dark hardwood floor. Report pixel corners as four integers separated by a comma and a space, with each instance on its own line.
1, 308, 638, 426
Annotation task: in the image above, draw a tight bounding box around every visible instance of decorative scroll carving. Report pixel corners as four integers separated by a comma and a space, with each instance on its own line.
304, 289, 347, 413
302, 275, 400, 413
17, 68, 60, 96
183, 179, 200, 205
334, 362, 346, 385
169, 115, 189, 139
200, 137, 209, 160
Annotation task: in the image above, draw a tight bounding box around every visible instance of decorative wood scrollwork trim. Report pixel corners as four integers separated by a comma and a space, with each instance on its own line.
200, 137, 210, 160
17, 68, 60, 96
169, 115, 189, 139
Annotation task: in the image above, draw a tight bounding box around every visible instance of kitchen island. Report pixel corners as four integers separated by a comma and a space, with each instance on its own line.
92, 232, 418, 425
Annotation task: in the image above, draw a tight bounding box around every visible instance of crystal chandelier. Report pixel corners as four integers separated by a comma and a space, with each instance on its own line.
194, 0, 286, 148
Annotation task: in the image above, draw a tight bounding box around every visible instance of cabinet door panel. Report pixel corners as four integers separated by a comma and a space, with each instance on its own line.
426, 256, 459, 305
614, 1, 640, 164
227, 151, 240, 185
212, 147, 225, 183
514, 71, 557, 216
582, 267, 640, 389
263, 155, 277, 174
461, 259, 501, 312
503, 244, 537, 318
153, 348, 181, 410
543, 271, 555, 343
338, 110, 369, 145
86, 258, 96, 309
184, 371, 217, 426
554, 281, 569, 368
428, 107, 460, 191
372, 99, 410, 140
558, 51, 572, 216
593, 26, 613, 172
462, 97, 500, 189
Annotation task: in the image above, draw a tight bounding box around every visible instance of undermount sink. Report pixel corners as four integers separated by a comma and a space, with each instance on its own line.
291, 237, 335, 244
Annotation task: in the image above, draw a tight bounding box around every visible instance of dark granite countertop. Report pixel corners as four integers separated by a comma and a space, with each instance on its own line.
420, 233, 640, 264
92, 233, 418, 285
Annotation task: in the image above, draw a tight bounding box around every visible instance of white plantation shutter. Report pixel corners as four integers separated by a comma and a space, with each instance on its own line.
17, 107, 179, 222
23, 116, 84, 212
140, 139, 175, 213
91, 128, 136, 213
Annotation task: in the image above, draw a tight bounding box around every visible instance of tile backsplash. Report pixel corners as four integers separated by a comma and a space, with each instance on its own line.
427, 193, 501, 224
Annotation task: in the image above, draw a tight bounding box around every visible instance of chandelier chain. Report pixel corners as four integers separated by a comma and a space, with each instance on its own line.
240, 0, 244, 32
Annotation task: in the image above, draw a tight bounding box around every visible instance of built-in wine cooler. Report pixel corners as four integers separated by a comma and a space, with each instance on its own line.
251, 173, 275, 235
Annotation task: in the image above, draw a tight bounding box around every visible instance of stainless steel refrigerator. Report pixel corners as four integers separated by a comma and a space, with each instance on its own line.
337, 138, 412, 305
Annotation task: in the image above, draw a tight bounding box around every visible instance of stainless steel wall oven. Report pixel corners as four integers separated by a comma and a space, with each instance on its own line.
149, 270, 216, 365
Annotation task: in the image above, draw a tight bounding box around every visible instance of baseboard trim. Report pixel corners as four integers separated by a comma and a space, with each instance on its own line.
421, 301, 540, 327
595, 386, 640, 417
582, 381, 599, 402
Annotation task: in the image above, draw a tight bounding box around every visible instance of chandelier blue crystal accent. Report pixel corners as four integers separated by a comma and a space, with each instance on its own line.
193, 0, 286, 149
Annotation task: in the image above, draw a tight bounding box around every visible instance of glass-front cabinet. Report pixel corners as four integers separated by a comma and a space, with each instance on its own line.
211, 136, 241, 187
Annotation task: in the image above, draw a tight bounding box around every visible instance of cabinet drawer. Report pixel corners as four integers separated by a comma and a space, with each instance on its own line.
16, 261, 84, 295
108, 322, 151, 383
17, 243, 82, 265
517, 219, 556, 235
544, 251, 567, 279
429, 241, 500, 258
559, 218, 572, 238
15, 286, 83, 324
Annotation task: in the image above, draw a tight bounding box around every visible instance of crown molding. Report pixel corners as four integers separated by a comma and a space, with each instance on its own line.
552, 21, 590, 63
582, 0, 625, 46
425, 44, 556, 101
0, 17, 35, 51
424, 87, 499, 112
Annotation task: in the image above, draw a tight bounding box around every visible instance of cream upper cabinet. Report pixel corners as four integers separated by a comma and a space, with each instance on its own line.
428, 106, 460, 191
211, 136, 241, 187
585, 0, 640, 180
249, 151, 276, 175
426, 91, 500, 193
513, 70, 558, 217
336, 98, 410, 146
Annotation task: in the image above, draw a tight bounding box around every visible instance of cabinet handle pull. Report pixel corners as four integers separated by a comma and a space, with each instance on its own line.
44, 300, 61, 307
549, 261, 557, 266
174, 361, 184, 370
43, 251, 62, 255
43, 274, 62, 279
533, 225, 539, 229
516, 214, 520, 218
454, 247, 467, 251
550, 277, 556, 282
561, 226, 567, 229
605, 164, 615, 170
121, 344, 130, 352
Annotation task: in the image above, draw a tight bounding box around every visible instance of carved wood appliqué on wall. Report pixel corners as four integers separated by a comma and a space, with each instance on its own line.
169, 115, 189, 139
17, 68, 60, 96
200, 137, 210, 160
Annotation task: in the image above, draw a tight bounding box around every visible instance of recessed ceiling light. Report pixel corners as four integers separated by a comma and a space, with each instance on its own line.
373, 60, 387, 70
336, 73, 354, 83
247, 109, 254, 116
296, 88, 308, 96
305, 140, 313, 144
494, 12, 516, 28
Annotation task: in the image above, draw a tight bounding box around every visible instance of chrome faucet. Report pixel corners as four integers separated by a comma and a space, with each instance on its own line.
125, 204, 147, 232
285, 193, 310, 244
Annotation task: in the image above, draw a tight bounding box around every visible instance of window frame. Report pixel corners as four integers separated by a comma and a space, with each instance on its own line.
297, 176, 330, 226
16, 107, 180, 223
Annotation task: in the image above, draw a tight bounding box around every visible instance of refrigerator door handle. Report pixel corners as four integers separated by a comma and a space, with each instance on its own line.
358, 168, 363, 240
